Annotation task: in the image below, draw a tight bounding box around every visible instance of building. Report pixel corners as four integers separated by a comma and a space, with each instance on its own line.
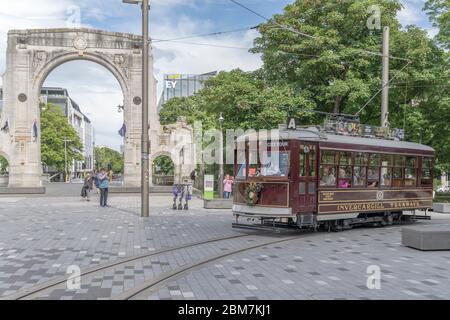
39, 87, 95, 180
157, 71, 217, 110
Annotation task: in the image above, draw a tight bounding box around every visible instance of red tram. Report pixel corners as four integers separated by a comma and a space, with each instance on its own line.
232, 122, 434, 230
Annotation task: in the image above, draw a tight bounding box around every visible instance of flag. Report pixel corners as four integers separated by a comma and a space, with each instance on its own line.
32, 120, 38, 139
0, 119, 9, 132
118, 123, 126, 137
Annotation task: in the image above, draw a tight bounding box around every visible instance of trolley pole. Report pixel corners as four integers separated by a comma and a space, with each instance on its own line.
381, 26, 390, 128
123, 0, 150, 217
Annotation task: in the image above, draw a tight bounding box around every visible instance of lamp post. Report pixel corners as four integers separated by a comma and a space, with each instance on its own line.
123, 0, 150, 217
218, 113, 224, 198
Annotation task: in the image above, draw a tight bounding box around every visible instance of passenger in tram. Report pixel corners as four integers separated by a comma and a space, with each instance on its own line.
320, 166, 336, 186
338, 168, 351, 188
367, 168, 379, 188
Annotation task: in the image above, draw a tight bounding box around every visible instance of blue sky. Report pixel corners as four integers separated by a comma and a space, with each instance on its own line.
0, 0, 436, 150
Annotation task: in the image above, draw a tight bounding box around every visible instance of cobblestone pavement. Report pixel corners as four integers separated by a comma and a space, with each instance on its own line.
1, 189, 449, 300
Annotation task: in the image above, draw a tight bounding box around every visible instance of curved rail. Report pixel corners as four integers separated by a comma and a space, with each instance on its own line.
2, 233, 252, 300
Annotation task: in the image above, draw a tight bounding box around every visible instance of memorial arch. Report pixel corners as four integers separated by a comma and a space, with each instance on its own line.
0, 28, 195, 189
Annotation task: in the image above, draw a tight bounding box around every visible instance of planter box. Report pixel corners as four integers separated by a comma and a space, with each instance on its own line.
433, 203, 450, 213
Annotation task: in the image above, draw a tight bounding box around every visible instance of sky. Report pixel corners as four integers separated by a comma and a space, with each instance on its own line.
0, 0, 437, 151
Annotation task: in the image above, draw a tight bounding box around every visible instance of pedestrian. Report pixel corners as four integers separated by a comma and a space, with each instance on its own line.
223, 174, 233, 199
94, 169, 100, 194
97, 168, 110, 207
81, 173, 93, 201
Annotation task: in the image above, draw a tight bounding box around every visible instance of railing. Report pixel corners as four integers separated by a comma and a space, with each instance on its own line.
152, 174, 174, 186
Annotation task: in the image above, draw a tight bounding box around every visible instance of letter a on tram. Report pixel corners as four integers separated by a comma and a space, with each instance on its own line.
287, 117, 297, 130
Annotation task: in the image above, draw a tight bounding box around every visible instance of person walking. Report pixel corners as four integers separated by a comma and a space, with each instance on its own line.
223, 174, 233, 199
93, 169, 100, 194
97, 168, 110, 207
81, 173, 93, 201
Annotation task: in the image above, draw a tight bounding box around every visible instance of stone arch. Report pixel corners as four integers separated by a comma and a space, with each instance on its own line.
151, 151, 175, 186
34, 51, 129, 98
1, 28, 156, 188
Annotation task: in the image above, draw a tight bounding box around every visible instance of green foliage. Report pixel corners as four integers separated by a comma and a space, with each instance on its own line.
425, 0, 450, 49
158, 0, 450, 170
41, 104, 83, 172
95, 146, 123, 173
152, 155, 174, 175
0, 156, 8, 173
160, 69, 316, 132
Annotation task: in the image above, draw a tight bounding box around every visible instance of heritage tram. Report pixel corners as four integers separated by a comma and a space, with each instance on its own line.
232, 118, 435, 231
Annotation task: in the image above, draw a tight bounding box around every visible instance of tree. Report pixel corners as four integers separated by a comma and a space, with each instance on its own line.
41, 104, 83, 172
0, 156, 7, 173
159, 69, 316, 132
95, 146, 123, 173
153, 155, 174, 175
425, 0, 450, 49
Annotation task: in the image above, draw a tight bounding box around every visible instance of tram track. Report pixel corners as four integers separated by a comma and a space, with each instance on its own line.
1, 233, 254, 300
113, 232, 315, 300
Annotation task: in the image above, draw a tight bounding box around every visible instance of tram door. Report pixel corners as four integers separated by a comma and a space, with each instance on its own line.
297, 143, 317, 213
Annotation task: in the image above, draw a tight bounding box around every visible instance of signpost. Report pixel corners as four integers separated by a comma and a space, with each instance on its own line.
204, 175, 214, 200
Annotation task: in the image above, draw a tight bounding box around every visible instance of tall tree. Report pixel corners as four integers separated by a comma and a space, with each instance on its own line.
41, 104, 83, 172
95, 146, 123, 173
425, 0, 450, 49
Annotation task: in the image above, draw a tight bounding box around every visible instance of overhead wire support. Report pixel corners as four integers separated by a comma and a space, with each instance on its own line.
355, 60, 412, 117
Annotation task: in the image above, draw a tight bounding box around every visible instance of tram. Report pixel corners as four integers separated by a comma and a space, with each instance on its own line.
232, 118, 435, 230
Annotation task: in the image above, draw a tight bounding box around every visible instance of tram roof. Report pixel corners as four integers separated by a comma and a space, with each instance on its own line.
236, 127, 435, 153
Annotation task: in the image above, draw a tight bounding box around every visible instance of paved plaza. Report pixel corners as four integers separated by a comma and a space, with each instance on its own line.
0, 184, 449, 300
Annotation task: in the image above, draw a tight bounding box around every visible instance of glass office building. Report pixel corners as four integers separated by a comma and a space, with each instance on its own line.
158, 71, 217, 110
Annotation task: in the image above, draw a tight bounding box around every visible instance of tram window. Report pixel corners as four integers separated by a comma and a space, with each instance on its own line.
421, 169, 432, 186
369, 154, 380, 166
381, 154, 393, 166
353, 166, 367, 187
308, 182, 316, 194
299, 151, 305, 177
421, 157, 433, 186
309, 147, 316, 177
320, 166, 336, 187
405, 156, 417, 187
338, 166, 352, 188
321, 150, 337, 164
354, 153, 368, 166
260, 151, 289, 177
422, 157, 433, 169
405, 168, 417, 186
392, 167, 403, 187
248, 150, 259, 177
367, 167, 379, 188
299, 182, 306, 194
339, 152, 352, 165
381, 167, 392, 187
395, 155, 406, 167
236, 164, 246, 179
